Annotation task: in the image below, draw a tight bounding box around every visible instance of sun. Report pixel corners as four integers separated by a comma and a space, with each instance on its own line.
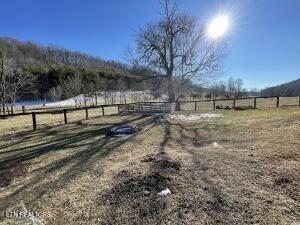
208, 15, 229, 39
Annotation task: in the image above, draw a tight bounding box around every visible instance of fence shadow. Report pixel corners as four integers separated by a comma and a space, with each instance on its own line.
0, 114, 160, 217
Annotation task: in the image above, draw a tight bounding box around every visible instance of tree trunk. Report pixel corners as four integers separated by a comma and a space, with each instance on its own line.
167, 75, 175, 103
2, 87, 5, 114
6, 104, 10, 114
10, 103, 14, 114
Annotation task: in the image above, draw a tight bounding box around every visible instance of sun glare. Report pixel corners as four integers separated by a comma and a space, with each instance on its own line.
208, 15, 229, 39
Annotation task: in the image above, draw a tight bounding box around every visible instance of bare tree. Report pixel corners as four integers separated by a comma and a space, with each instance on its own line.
0, 47, 10, 114
236, 78, 243, 97
134, 0, 226, 108
208, 78, 246, 99
48, 85, 63, 102
226, 77, 236, 98
6, 70, 35, 113
62, 73, 83, 107
0, 47, 35, 114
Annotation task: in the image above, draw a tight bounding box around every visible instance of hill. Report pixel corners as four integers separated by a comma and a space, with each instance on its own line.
261, 78, 300, 96
0, 37, 153, 101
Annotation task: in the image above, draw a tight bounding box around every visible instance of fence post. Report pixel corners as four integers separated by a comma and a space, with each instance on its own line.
233, 98, 236, 110
254, 97, 257, 109
194, 101, 197, 111
32, 112, 37, 130
85, 107, 89, 119
22, 106, 26, 113
276, 96, 279, 108
213, 100, 216, 111
117, 105, 120, 114
101, 105, 105, 116
299, 96, 300, 107
63, 109, 67, 124
175, 101, 180, 111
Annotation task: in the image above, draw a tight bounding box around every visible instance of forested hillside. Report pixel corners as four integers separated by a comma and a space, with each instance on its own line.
0, 37, 164, 113
0, 38, 155, 98
0, 37, 205, 114
261, 78, 300, 97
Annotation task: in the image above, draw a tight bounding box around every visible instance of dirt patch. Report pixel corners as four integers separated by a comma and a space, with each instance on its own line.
143, 154, 181, 171
0, 163, 26, 188
274, 175, 294, 186
97, 171, 173, 224
97, 154, 181, 224
142, 155, 156, 163
153, 155, 181, 172
107, 170, 171, 196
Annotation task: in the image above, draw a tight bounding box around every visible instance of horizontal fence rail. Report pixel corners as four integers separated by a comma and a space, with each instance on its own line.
0, 96, 299, 130
179, 96, 300, 111
0, 102, 172, 130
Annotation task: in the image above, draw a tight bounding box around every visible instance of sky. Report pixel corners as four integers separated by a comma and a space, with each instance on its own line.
1, 0, 299, 89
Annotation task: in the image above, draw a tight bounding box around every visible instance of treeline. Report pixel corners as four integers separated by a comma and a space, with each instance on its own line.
204, 77, 255, 99
261, 78, 300, 97
0, 37, 157, 114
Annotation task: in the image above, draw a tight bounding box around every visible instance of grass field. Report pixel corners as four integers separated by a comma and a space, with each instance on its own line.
0, 108, 299, 224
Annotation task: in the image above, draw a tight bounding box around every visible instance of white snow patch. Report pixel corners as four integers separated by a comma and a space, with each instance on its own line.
168, 113, 222, 121
43, 91, 167, 107
45, 96, 80, 107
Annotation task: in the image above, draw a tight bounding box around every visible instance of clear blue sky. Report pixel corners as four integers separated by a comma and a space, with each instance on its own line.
1, 0, 299, 89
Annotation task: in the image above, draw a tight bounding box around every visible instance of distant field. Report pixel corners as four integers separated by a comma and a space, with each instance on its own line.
0, 108, 299, 224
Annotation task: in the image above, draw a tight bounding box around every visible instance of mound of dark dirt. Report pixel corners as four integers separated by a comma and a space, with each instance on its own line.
274, 176, 293, 186
106, 171, 171, 199
97, 171, 172, 224
142, 155, 156, 163
153, 158, 181, 171
97, 155, 182, 224
143, 154, 181, 172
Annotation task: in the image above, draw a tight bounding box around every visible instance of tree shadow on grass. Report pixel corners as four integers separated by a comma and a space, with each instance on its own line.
0, 114, 139, 152
158, 119, 231, 224
0, 115, 148, 168
0, 114, 160, 219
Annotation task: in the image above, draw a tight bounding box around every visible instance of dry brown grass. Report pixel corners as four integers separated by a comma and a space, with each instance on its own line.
0, 106, 119, 135
181, 96, 300, 111
0, 108, 299, 224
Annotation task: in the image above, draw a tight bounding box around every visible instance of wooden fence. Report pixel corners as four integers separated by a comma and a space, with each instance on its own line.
1, 96, 299, 130
0, 103, 123, 130
179, 96, 300, 111
0, 102, 173, 130
118, 102, 174, 113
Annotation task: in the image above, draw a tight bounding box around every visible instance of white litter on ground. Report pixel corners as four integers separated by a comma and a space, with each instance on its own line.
212, 142, 219, 146
168, 113, 222, 121
158, 188, 171, 196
